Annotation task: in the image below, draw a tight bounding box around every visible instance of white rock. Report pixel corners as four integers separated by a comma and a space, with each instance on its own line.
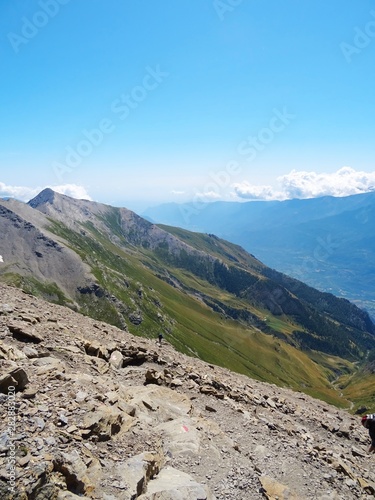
138, 466, 215, 500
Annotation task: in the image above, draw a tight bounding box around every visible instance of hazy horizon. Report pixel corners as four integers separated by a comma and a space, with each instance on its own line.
1, 1, 374, 210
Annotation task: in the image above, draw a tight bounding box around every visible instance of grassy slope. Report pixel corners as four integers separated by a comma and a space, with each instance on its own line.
338, 369, 375, 411
40, 217, 355, 407
158, 224, 265, 271
0, 272, 71, 306
3, 210, 373, 408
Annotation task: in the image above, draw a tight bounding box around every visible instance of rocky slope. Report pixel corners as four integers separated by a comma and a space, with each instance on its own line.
1, 283, 375, 499
0, 199, 93, 301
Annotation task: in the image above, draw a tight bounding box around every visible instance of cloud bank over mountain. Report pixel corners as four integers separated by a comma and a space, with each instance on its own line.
234, 167, 375, 201
2, 167, 375, 206
0, 182, 92, 202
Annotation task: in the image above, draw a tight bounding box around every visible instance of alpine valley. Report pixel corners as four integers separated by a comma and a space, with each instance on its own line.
1, 189, 375, 410
143, 192, 375, 320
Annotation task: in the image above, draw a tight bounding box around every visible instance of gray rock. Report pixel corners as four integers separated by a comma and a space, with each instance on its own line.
53, 450, 92, 495
109, 350, 123, 369
0, 366, 29, 393
7, 320, 44, 343
0, 304, 14, 315
22, 386, 38, 399
34, 483, 59, 499
156, 417, 201, 458
1, 282, 375, 500
75, 390, 88, 403
0, 479, 17, 500
80, 404, 127, 441
128, 312, 143, 325
0, 343, 27, 361
22, 345, 39, 358
114, 452, 162, 497
138, 466, 214, 500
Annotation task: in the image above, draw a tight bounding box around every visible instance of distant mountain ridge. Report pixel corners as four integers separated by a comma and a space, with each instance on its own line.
143, 191, 375, 318
1, 188, 375, 408
144, 191, 375, 230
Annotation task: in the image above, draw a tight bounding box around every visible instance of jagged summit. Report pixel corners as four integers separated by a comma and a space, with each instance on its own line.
28, 187, 56, 208
28, 188, 95, 208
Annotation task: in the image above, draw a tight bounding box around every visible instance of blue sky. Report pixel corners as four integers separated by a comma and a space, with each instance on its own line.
0, 0, 375, 211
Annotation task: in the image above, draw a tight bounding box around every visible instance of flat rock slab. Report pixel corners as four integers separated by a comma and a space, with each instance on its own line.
7, 320, 44, 343
260, 476, 299, 500
156, 416, 201, 459
126, 385, 192, 422
138, 466, 215, 500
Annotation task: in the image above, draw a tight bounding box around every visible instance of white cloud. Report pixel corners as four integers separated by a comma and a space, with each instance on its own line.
194, 190, 221, 201
0, 182, 39, 201
279, 167, 375, 199
0, 182, 92, 202
52, 184, 92, 200
171, 190, 185, 195
234, 167, 375, 201
233, 182, 283, 201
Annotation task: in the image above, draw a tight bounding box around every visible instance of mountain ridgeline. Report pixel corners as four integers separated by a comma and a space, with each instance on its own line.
1, 188, 375, 408
143, 192, 375, 319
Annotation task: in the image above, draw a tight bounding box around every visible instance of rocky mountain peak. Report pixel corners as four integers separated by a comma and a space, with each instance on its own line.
28, 188, 56, 208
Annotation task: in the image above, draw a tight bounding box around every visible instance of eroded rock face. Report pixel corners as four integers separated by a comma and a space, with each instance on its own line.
0, 283, 374, 499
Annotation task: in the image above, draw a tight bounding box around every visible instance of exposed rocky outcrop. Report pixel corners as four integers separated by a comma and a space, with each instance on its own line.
0, 283, 375, 499
0, 199, 93, 301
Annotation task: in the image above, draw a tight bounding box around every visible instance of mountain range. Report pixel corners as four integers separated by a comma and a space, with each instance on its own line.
143, 192, 375, 319
1, 188, 375, 409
